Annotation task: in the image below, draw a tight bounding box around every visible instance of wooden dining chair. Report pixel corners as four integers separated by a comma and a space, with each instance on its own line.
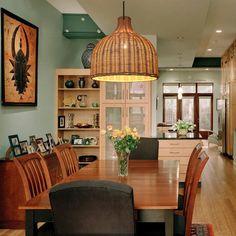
49, 180, 136, 236
13, 152, 52, 201
129, 137, 159, 160
178, 143, 203, 209
53, 144, 79, 178
174, 151, 209, 236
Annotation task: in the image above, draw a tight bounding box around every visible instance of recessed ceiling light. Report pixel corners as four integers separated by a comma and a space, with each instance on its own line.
169, 68, 174, 71
216, 29, 222, 33
205, 68, 209, 71
81, 17, 85, 21
207, 48, 212, 51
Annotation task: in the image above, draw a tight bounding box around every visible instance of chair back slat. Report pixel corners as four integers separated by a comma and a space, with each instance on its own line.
183, 151, 209, 236
14, 152, 51, 201
53, 144, 79, 178
183, 143, 202, 201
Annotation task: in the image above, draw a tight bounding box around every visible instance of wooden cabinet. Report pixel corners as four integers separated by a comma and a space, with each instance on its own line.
100, 82, 151, 159
221, 39, 236, 156
158, 139, 202, 182
56, 69, 100, 159
0, 153, 62, 229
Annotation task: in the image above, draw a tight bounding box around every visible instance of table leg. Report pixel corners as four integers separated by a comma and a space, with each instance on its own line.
164, 210, 174, 236
25, 210, 37, 236
138, 209, 174, 236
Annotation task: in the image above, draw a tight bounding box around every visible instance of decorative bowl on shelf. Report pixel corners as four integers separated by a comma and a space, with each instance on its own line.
75, 123, 93, 128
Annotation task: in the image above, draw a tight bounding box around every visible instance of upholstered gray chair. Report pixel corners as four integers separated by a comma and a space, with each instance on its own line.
129, 137, 159, 160
49, 180, 136, 236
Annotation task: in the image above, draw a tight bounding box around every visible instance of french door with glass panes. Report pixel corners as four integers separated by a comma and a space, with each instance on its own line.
163, 83, 213, 138
100, 82, 151, 159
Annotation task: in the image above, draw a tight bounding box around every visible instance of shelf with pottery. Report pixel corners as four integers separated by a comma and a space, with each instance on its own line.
56, 68, 100, 159
58, 88, 100, 91
58, 107, 99, 110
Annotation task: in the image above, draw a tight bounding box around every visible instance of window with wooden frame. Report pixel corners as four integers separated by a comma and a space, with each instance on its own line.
163, 83, 213, 138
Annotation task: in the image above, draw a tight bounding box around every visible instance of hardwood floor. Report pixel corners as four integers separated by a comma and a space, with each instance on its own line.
193, 144, 236, 236
0, 144, 235, 236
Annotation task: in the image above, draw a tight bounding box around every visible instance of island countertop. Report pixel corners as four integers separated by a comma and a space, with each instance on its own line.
156, 131, 203, 140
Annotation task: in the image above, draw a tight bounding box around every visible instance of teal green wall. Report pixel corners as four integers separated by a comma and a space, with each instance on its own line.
0, 0, 94, 157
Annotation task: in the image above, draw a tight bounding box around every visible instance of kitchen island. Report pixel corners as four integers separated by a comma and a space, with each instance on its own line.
157, 131, 203, 182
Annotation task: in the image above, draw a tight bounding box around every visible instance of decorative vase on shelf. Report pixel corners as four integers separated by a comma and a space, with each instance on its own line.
67, 113, 75, 128
65, 80, 74, 88
177, 128, 188, 136
78, 77, 85, 88
91, 80, 99, 88
81, 43, 95, 68
116, 151, 130, 177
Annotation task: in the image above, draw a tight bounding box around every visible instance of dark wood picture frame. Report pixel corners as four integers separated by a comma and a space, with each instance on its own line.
8, 134, 22, 157
1, 8, 38, 106
58, 115, 65, 128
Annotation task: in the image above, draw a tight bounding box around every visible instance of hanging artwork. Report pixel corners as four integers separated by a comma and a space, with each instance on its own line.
1, 8, 38, 106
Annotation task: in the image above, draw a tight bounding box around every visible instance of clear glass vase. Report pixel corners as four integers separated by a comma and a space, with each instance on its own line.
116, 151, 130, 177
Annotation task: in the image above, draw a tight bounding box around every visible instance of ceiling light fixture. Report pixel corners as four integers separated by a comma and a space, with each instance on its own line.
207, 48, 212, 51
90, 1, 158, 82
216, 29, 222, 33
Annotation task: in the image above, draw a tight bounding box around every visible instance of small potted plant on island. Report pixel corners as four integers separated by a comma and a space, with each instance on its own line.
172, 120, 195, 136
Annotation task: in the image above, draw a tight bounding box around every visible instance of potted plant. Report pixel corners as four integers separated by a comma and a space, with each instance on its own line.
172, 120, 195, 136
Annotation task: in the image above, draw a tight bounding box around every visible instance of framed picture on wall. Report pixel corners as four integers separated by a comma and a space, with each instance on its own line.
1, 8, 38, 106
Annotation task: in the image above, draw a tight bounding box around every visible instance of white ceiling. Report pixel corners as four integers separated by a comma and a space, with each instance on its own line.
47, 0, 236, 68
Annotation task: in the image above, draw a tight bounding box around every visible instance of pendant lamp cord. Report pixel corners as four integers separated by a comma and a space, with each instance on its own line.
123, 1, 125, 19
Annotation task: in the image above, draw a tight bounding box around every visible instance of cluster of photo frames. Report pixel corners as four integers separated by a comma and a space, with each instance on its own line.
8, 133, 56, 157
71, 135, 98, 146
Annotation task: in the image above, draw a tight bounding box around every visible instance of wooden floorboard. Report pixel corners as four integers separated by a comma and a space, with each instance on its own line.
193, 144, 236, 236
0, 144, 235, 236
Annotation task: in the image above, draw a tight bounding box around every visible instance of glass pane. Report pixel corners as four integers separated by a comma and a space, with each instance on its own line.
181, 84, 196, 93
105, 107, 122, 159
105, 82, 123, 100
128, 82, 146, 100
197, 84, 213, 93
128, 107, 145, 136
163, 84, 178, 93
164, 97, 177, 124
182, 97, 194, 123
199, 97, 211, 131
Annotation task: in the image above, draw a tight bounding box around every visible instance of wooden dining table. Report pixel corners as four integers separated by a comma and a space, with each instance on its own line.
20, 159, 179, 236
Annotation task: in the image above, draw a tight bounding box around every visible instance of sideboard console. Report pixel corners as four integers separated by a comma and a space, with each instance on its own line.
157, 132, 203, 183
0, 152, 62, 229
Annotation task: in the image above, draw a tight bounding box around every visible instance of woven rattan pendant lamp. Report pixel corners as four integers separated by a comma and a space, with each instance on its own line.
91, 2, 158, 82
